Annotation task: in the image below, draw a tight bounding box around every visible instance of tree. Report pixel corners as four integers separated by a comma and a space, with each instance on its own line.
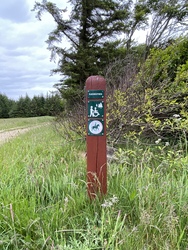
125, 1, 150, 50
144, 0, 188, 53
30, 96, 40, 117
33, 0, 188, 106
33, 0, 134, 105
44, 93, 64, 115
0, 94, 14, 118
13, 95, 32, 117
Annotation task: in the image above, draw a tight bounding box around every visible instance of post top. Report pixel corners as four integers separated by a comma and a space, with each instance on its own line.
86, 75, 105, 81
86, 75, 106, 90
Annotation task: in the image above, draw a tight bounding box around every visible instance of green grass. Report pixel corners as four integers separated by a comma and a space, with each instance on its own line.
0, 116, 54, 132
0, 119, 188, 249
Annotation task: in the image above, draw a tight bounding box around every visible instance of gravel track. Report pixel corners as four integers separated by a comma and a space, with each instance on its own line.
0, 126, 41, 145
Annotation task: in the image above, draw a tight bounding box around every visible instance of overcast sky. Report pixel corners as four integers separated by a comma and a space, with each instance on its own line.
0, 1, 147, 101
0, 0, 70, 100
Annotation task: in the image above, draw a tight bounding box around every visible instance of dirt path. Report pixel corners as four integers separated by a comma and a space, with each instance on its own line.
0, 125, 43, 145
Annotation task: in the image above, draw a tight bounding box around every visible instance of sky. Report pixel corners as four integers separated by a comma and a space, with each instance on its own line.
0, 0, 70, 100
0, 0, 147, 101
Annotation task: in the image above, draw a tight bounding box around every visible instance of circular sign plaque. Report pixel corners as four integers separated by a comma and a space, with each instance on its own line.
88, 120, 103, 135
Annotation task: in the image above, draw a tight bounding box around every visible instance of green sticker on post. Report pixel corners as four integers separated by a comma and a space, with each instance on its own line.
88, 120, 104, 136
88, 90, 104, 99
88, 101, 104, 118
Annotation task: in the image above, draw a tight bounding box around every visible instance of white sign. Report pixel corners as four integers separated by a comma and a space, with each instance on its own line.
88, 120, 103, 135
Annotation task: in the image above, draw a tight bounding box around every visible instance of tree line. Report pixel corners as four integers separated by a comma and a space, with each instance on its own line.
0, 93, 64, 118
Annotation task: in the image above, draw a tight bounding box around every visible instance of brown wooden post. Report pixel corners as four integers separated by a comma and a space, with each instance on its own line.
86, 76, 107, 199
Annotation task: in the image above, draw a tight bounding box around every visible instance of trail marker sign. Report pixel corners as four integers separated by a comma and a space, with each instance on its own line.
88, 90, 104, 99
86, 76, 107, 199
88, 101, 104, 118
88, 119, 104, 136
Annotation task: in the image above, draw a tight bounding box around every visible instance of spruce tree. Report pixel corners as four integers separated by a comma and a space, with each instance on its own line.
33, 0, 131, 105
0, 94, 12, 118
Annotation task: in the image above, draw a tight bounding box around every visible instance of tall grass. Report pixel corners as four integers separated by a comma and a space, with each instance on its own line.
0, 122, 188, 249
0, 116, 54, 132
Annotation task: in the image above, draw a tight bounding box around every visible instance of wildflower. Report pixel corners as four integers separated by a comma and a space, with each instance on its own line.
101, 195, 119, 208
173, 114, 180, 118
101, 201, 113, 208
155, 138, 162, 144
140, 210, 151, 225
62, 197, 69, 212
64, 197, 68, 203
110, 195, 119, 204
165, 142, 170, 146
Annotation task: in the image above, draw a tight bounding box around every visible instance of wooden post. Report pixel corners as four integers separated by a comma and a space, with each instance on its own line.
86, 76, 107, 199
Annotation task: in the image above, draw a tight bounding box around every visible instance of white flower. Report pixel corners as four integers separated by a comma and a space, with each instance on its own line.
173, 114, 180, 118
155, 138, 162, 144
101, 195, 119, 208
110, 195, 119, 204
165, 142, 170, 146
101, 201, 113, 208
64, 197, 68, 203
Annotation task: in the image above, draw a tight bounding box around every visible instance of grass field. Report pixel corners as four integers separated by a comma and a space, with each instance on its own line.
0, 116, 54, 132
0, 117, 188, 249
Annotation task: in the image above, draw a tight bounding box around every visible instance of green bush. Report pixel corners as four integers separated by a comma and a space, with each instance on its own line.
107, 37, 188, 141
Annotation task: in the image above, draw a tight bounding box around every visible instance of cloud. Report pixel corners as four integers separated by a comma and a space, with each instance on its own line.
0, 0, 31, 23
0, 0, 70, 100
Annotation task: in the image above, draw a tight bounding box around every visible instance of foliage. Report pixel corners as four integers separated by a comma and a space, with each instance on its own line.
0, 93, 64, 118
0, 123, 188, 249
0, 94, 15, 118
32, 0, 188, 106
144, 0, 188, 51
54, 101, 86, 141
137, 36, 188, 137
106, 36, 188, 141
54, 37, 188, 142
34, 0, 130, 103
33, 0, 152, 106
32, 0, 188, 140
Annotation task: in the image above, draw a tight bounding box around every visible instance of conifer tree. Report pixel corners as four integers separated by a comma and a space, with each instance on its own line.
33, 0, 131, 105
0, 94, 12, 118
